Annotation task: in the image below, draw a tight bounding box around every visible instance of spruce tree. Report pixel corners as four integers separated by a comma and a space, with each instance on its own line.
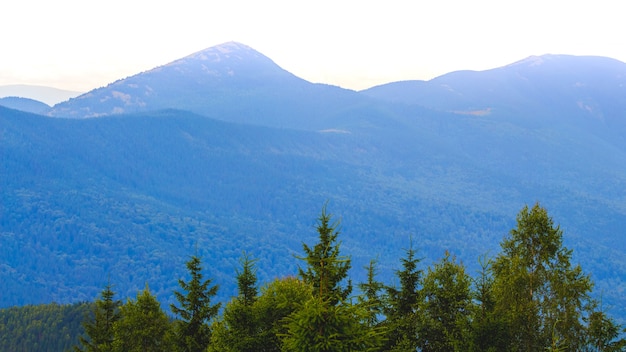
282, 295, 384, 352
208, 253, 259, 352
283, 205, 383, 351
297, 204, 352, 304
171, 255, 220, 352
236, 252, 258, 306
358, 259, 385, 328
383, 239, 422, 351
74, 283, 121, 352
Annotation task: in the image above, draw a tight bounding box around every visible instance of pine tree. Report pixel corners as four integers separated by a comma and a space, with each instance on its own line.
171, 255, 220, 352
297, 204, 352, 305
492, 203, 593, 351
74, 283, 121, 352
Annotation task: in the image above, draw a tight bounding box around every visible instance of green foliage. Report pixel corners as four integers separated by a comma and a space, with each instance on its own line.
0, 302, 91, 352
281, 296, 384, 352
208, 253, 259, 352
382, 240, 422, 351
297, 204, 352, 305
209, 276, 312, 352
585, 305, 626, 351
112, 285, 174, 352
492, 203, 594, 351
236, 252, 258, 306
357, 259, 385, 327
170, 255, 220, 352
469, 255, 509, 352
4, 203, 625, 352
74, 283, 121, 352
253, 277, 313, 351
417, 251, 472, 352
283, 205, 386, 351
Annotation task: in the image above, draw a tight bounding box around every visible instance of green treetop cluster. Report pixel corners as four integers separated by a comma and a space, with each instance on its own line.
72, 203, 625, 352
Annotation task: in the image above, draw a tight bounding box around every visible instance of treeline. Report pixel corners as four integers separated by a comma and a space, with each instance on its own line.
0, 301, 91, 351
67, 203, 625, 352
3, 203, 623, 351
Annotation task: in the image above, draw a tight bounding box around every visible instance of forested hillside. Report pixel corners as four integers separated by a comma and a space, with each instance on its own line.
2, 43, 626, 326
3, 204, 623, 351
0, 302, 90, 351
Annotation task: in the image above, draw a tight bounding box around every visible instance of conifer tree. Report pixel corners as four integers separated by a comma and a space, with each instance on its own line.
208, 253, 259, 352
283, 205, 383, 351
171, 255, 220, 352
74, 283, 121, 352
236, 252, 258, 306
382, 239, 422, 351
297, 204, 352, 305
358, 259, 385, 327
282, 295, 384, 352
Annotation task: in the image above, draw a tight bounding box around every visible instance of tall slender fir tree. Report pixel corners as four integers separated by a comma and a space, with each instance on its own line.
297, 204, 352, 305
171, 255, 220, 352
74, 282, 121, 352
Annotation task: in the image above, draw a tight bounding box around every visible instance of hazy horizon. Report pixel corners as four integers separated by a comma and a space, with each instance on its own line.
2, 0, 625, 92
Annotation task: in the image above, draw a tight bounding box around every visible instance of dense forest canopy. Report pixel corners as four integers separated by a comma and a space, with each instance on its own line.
2, 204, 624, 351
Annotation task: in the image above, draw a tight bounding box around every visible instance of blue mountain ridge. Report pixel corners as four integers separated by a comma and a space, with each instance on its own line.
0, 96, 50, 114
2, 42, 626, 320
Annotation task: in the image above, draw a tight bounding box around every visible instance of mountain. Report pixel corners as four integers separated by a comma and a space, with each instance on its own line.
3, 44, 626, 320
362, 54, 626, 135
48, 42, 388, 131
0, 84, 82, 106
0, 96, 50, 114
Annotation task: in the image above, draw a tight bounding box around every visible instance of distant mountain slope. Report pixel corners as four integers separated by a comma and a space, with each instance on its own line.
362, 54, 626, 133
3, 103, 626, 318
0, 84, 81, 106
48, 42, 384, 131
0, 96, 49, 114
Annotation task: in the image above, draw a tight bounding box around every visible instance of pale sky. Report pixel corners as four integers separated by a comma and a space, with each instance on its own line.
1, 0, 624, 92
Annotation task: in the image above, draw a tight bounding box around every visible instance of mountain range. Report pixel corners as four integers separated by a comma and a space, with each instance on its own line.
2, 42, 626, 319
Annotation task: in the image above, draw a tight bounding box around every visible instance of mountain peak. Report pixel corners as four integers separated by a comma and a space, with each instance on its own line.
506, 54, 558, 68
170, 41, 268, 66
47, 41, 308, 119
